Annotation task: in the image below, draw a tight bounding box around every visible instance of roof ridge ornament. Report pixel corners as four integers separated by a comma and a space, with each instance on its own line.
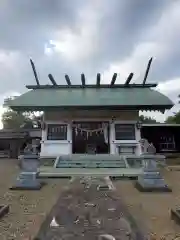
65, 74, 71, 86
81, 73, 86, 87
26, 83, 158, 89
124, 73, 134, 86
48, 74, 57, 85
27, 57, 157, 89
110, 73, 117, 86
96, 73, 101, 86
143, 57, 153, 85
30, 59, 40, 86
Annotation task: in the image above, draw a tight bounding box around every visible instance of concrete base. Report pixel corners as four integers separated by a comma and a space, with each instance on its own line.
134, 181, 172, 192
10, 179, 43, 190
134, 169, 172, 192
10, 172, 44, 190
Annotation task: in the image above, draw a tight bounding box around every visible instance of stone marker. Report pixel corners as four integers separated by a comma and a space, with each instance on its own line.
10, 154, 43, 190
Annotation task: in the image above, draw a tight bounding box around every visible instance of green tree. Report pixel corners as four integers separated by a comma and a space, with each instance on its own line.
2, 109, 42, 129
165, 111, 180, 124
139, 115, 158, 123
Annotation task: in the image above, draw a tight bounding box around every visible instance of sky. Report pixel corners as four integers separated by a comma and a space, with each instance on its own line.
0, 0, 180, 128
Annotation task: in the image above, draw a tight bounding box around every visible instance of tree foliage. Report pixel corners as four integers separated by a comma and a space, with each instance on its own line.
2, 109, 42, 129
139, 115, 158, 123
165, 111, 180, 124
4, 108, 179, 129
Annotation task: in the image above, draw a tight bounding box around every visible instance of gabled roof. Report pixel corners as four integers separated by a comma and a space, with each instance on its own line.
7, 86, 174, 111
6, 58, 174, 111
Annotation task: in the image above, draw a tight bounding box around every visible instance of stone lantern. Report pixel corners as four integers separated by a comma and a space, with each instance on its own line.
11, 153, 42, 190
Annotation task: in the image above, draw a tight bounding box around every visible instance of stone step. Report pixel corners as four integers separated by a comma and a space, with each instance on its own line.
57, 165, 126, 168
39, 167, 143, 177
55, 154, 127, 169
56, 162, 126, 168
57, 154, 126, 161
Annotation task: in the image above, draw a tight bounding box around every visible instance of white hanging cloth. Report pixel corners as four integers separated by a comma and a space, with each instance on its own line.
103, 123, 108, 144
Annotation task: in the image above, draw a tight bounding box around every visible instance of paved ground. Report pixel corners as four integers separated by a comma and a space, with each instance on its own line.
35, 177, 146, 240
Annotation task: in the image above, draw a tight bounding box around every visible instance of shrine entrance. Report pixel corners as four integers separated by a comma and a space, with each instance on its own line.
72, 121, 110, 154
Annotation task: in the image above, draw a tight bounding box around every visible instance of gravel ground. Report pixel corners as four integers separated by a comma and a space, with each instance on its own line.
1, 159, 180, 239
0, 159, 69, 240
114, 169, 180, 239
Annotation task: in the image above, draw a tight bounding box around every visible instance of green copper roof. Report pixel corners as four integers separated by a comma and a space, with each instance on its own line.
7, 87, 173, 111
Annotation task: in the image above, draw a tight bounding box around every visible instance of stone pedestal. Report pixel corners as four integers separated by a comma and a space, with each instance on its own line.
141, 153, 166, 167
135, 156, 171, 192
10, 154, 43, 190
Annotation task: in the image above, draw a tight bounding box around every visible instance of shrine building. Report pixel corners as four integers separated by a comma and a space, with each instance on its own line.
6, 59, 174, 159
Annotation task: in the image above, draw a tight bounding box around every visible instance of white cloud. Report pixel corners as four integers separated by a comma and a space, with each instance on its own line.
101, 0, 180, 85
0, 0, 180, 127
148, 1, 180, 44
102, 48, 180, 122
156, 78, 180, 97
100, 0, 180, 123
141, 78, 180, 122
0, 50, 21, 70
44, 1, 103, 62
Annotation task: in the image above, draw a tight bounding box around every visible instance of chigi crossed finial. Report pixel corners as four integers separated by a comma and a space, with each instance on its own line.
27, 57, 155, 89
